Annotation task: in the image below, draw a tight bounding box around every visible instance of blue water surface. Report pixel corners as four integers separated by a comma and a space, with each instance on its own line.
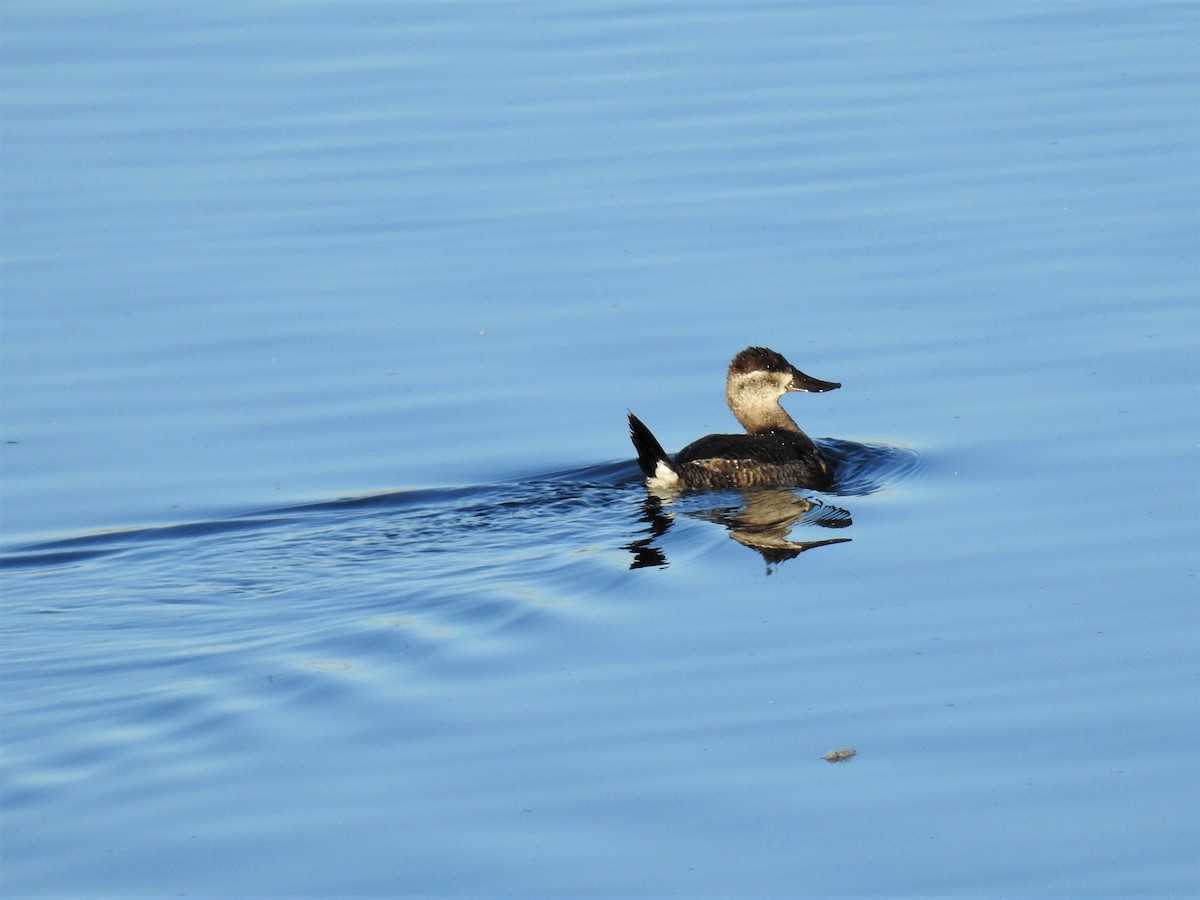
2, 2, 1197, 898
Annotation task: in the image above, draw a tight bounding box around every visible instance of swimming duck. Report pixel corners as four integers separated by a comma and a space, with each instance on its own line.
627, 346, 840, 492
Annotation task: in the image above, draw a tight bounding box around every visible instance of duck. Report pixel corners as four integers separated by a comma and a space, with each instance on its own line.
627, 346, 840, 492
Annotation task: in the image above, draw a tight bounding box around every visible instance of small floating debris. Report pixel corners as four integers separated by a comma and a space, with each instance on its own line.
822, 747, 856, 763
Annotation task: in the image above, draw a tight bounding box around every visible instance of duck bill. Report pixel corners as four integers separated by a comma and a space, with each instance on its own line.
788, 369, 841, 393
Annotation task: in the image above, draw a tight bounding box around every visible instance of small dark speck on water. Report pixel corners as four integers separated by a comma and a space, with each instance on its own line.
823, 747, 856, 763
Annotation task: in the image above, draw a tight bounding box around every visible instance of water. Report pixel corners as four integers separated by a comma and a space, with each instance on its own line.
2, 2, 1197, 897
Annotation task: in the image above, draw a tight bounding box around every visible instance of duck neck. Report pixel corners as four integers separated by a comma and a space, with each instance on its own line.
727, 387, 801, 434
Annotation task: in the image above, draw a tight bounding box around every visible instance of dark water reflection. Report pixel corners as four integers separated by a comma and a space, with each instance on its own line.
628, 490, 851, 571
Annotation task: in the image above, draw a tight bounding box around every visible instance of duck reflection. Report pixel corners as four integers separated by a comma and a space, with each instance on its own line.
625, 487, 851, 571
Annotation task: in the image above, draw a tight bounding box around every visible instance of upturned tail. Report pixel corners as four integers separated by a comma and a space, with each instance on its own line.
627, 412, 674, 480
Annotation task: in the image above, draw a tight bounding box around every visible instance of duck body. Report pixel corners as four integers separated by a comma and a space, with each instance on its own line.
628, 347, 840, 492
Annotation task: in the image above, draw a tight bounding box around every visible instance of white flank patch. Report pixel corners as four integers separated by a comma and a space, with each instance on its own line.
647, 460, 682, 492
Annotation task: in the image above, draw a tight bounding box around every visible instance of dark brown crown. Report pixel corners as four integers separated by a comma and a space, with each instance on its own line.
728, 346, 790, 375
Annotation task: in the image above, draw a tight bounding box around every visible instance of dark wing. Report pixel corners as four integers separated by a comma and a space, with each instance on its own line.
675, 432, 819, 467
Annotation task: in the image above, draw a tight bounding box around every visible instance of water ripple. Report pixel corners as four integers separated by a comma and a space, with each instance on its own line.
1, 446, 916, 574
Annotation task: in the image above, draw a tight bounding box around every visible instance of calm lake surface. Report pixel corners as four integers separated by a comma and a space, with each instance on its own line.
2, 2, 1197, 897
